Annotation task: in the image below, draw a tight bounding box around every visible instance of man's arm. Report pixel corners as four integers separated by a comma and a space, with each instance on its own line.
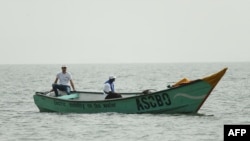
50, 78, 58, 92
54, 78, 58, 84
70, 80, 76, 91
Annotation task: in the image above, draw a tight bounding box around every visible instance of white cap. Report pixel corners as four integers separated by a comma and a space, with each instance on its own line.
61, 65, 67, 68
109, 75, 116, 80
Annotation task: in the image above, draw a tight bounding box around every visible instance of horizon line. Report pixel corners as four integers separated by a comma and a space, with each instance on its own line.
0, 61, 249, 65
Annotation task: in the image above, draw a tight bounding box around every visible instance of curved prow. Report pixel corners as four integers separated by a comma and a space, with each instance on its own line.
195, 67, 228, 113
202, 67, 228, 88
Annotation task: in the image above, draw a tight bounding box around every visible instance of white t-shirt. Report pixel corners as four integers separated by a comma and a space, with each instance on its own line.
56, 72, 72, 86
103, 83, 111, 93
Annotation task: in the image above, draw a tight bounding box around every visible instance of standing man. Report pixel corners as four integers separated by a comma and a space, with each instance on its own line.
51, 65, 76, 96
103, 75, 122, 99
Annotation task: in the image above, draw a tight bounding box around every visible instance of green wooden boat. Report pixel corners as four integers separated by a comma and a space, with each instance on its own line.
33, 68, 227, 114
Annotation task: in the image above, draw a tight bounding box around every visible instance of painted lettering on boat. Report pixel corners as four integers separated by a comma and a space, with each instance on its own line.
94, 103, 101, 108
63, 102, 116, 110
69, 103, 83, 109
103, 103, 116, 108
136, 92, 171, 111
87, 104, 93, 108
82, 103, 116, 109
54, 100, 66, 106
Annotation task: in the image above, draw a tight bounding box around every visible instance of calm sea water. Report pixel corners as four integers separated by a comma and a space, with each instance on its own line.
0, 63, 249, 141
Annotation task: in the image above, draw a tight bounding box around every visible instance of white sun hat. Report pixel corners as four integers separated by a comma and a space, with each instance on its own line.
109, 75, 116, 80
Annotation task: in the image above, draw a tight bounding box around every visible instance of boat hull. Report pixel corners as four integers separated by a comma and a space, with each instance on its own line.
33, 68, 227, 114
34, 80, 213, 114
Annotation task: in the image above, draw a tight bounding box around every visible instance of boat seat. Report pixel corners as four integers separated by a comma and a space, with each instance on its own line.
58, 93, 79, 100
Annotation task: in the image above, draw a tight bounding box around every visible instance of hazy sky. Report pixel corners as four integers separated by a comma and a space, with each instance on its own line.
0, 0, 249, 64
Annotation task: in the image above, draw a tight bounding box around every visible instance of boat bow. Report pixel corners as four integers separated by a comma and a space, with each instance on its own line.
203, 67, 228, 88
195, 67, 228, 112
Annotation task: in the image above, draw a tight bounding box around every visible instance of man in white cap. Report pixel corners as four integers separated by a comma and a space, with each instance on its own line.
103, 75, 122, 99
51, 65, 76, 96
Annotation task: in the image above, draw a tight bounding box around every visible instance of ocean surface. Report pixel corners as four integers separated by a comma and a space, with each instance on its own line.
0, 63, 249, 141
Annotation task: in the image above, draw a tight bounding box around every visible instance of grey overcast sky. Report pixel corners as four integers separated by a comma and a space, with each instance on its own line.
0, 0, 249, 64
